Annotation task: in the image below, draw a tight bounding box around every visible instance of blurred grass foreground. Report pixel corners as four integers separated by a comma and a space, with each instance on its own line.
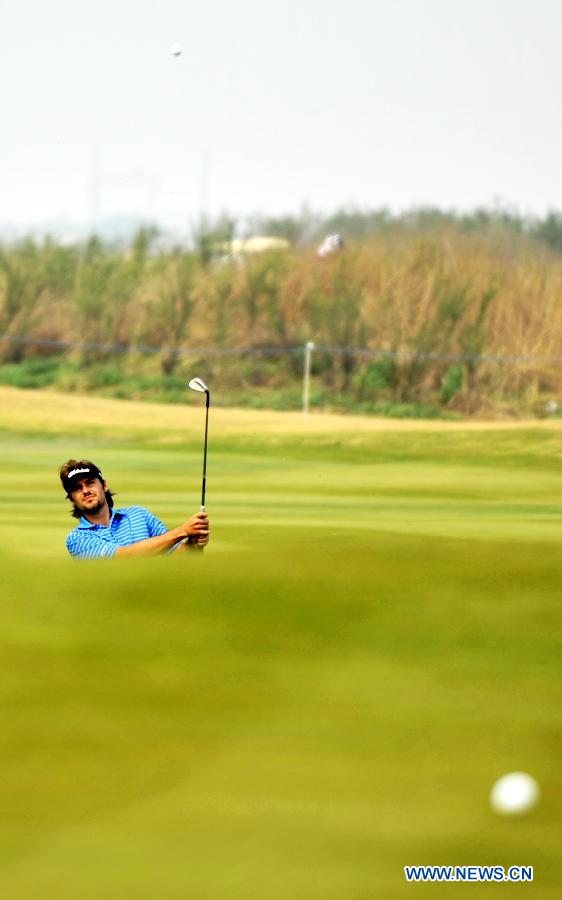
0, 386, 560, 898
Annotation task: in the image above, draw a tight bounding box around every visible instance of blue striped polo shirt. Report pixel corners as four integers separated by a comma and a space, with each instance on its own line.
66, 506, 169, 559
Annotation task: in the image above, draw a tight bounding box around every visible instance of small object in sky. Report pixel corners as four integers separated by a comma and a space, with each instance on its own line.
489, 772, 540, 815
169, 42, 183, 57
316, 232, 344, 259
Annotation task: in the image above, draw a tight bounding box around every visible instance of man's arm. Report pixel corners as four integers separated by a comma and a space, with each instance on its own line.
115, 512, 209, 558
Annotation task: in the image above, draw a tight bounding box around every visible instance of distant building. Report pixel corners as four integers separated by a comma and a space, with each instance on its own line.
214, 236, 291, 260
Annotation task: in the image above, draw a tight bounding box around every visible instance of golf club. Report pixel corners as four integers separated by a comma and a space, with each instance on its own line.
188, 377, 210, 513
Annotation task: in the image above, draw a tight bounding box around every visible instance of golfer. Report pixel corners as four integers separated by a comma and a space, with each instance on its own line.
60, 459, 210, 559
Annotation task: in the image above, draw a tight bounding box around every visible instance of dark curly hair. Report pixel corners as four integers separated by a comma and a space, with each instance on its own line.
59, 458, 116, 519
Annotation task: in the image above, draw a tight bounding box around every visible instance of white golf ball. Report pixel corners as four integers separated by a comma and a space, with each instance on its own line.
490, 772, 540, 816
169, 42, 183, 57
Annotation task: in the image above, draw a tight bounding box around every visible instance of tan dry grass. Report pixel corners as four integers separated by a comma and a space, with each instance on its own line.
3, 232, 562, 411
1, 386, 561, 442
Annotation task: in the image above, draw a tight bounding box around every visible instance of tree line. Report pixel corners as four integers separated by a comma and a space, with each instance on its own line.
1, 217, 561, 416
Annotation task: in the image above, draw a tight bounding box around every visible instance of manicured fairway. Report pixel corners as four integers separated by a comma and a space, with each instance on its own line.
0, 388, 560, 899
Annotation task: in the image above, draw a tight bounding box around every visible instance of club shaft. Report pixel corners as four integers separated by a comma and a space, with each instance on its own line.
201, 392, 209, 508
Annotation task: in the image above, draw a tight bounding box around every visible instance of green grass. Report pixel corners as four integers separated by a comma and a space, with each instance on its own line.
0, 358, 448, 416
0, 391, 560, 898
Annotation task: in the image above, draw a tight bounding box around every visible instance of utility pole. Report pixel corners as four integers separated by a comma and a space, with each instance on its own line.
303, 341, 315, 417
90, 146, 101, 235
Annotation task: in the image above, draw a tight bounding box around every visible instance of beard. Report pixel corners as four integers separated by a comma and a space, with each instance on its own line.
77, 496, 106, 516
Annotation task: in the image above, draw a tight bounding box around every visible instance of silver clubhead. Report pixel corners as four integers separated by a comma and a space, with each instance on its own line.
188, 377, 209, 393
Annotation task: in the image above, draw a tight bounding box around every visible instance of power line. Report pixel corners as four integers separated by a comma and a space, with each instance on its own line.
2, 334, 562, 365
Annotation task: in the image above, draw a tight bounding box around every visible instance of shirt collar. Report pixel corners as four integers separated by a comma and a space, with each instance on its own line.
77, 507, 126, 529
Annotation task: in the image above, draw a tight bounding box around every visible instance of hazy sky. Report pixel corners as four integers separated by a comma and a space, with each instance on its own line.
1, 0, 561, 229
